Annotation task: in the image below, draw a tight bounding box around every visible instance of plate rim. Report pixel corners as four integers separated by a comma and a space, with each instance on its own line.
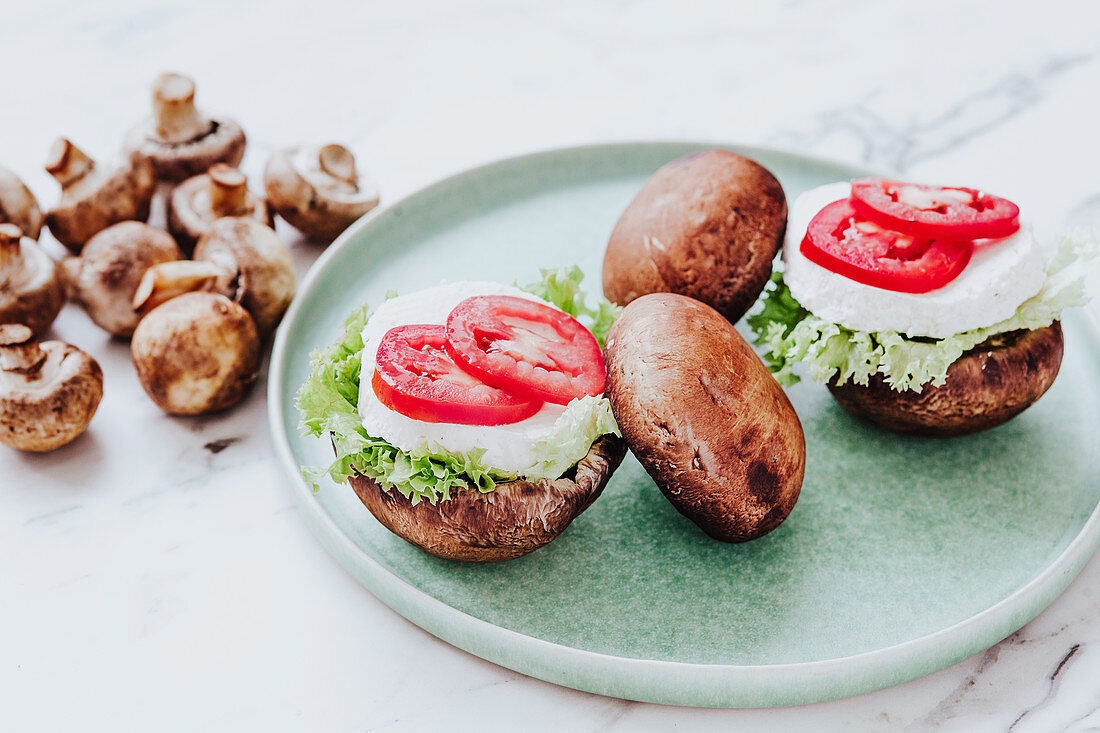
267, 140, 1100, 707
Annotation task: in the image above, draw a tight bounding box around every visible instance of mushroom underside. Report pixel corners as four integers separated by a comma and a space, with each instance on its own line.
347, 434, 627, 562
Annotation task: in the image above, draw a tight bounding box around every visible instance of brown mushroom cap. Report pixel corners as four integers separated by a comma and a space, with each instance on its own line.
44, 139, 156, 252
827, 324, 1064, 436
604, 293, 805, 542
264, 144, 379, 243
131, 292, 259, 415
349, 435, 626, 562
0, 165, 44, 240
603, 149, 787, 323
0, 324, 103, 452
167, 164, 272, 253
0, 224, 65, 336
122, 73, 246, 184
62, 221, 181, 337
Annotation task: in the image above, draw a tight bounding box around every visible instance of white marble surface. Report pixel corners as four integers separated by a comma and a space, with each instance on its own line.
3, 1, 1100, 730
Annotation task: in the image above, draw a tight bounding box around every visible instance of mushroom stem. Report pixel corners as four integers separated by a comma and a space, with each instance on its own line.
0, 224, 22, 278
152, 73, 208, 144
0, 324, 46, 374
58, 256, 82, 301
46, 139, 96, 187
132, 259, 230, 316
318, 144, 358, 185
208, 164, 249, 215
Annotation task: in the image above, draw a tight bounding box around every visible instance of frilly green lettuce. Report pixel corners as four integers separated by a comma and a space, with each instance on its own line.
296, 267, 620, 504
748, 229, 1097, 392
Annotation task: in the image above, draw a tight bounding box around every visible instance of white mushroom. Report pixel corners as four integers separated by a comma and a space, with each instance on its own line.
60, 221, 181, 337
167, 163, 272, 252
0, 323, 103, 452
264, 143, 379, 243
0, 224, 65, 336
0, 165, 44, 240
123, 73, 247, 184
131, 292, 259, 415
44, 139, 156, 252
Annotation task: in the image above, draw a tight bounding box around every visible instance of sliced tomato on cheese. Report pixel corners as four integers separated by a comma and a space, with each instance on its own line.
445, 296, 605, 406
801, 199, 973, 294
372, 324, 542, 425
850, 178, 1020, 239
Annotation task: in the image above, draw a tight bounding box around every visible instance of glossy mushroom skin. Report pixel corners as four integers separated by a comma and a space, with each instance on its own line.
264, 144, 379, 243
604, 293, 805, 542
0, 324, 103, 452
123, 73, 246, 184
828, 324, 1064, 437
603, 149, 787, 324
44, 140, 156, 252
0, 226, 65, 336
349, 435, 626, 562
131, 292, 259, 415
167, 165, 272, 253
0, 165, 44, 240
62, 221, 181, 337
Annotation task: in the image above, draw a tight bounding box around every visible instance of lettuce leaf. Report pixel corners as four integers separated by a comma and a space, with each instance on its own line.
748, 229, 1097, 391
296, 267, 619, 503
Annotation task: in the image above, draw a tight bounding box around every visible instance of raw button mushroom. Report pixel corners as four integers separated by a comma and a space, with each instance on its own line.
0, 324, 103, 452
264, 143, 379, 243
0, 165, 44, 240
167, 163, 272, 252
0, 224, 65, 336
44, 138, 156, 252
123, 73, 247, 184
61, 221, 181, 337
131, 292, 259, 415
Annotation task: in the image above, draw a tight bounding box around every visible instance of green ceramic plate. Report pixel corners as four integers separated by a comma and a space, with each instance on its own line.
268, 142, 1100, 707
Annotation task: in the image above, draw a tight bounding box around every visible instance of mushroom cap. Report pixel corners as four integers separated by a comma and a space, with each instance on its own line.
0, 226, 65, 337
167, 165, 272, 253
131, 292, 259, 415
602, 149, 788, 324
66, 221, 181, 337
264, 144, 379, 243
827, 324, 1064, 436
348, 435, 626, 561
0, 165, 44, 240
194, 217, 295, 335
0, 324, 103, 452
44, 140, 156, 252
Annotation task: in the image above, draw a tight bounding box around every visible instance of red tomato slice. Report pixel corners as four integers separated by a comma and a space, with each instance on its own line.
850, 178, 1020, 239
445, 296, 605, 406
801, 199, 973, 294
372, 324, 542, 425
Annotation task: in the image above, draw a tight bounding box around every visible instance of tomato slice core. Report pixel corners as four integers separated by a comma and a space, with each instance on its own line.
801, 199, 973, 294
372, 323, 542, 425
445, 296, 605, 406
850, 178, 1020, 239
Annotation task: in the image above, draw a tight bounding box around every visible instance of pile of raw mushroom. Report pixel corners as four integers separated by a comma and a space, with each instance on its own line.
0, 73, 380, 452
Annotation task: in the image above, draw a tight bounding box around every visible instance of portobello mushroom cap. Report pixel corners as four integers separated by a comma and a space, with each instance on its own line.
827, 323, 1064, 436
0, 165, 44, 239
44, 139, 156, 252
603, 149, 787, 324
604, 293, 805, 542
0, 224, 65, 336
167, 164, 272, 253
348, 434, 627, 562
123, 73, 246, 184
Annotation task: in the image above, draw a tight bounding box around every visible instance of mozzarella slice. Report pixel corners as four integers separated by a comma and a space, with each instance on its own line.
783, 182, 1045, 338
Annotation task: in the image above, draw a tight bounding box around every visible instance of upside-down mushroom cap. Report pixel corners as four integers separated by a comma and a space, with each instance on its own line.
43, 139, 156, 252
61, 221, 181, 337
0, 224, 65, 336
348, 435, 627, 562
123, 73, 247, 184
264, 144, 379, 243
167, 163, 272, 253
0, 165, 44, 240
0, 324, 103, 452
